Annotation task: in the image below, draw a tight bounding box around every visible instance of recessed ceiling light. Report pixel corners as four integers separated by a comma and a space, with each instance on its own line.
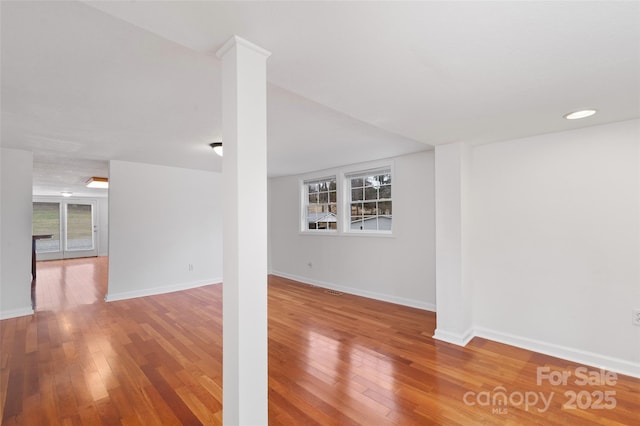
563, 109, 597, 120
61, 191, 73, 197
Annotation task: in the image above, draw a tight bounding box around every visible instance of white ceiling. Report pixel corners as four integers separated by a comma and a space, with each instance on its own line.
2, 1, 639, 191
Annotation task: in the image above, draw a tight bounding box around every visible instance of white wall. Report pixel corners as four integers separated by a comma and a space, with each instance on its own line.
269, 150, 436, 311
106, 160, 222, 301
0, 148, 34, 319
470, 119, 640, 375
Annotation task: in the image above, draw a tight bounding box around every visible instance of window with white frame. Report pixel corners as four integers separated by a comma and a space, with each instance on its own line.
347, 168, 392, 232
303, 176, 337, 231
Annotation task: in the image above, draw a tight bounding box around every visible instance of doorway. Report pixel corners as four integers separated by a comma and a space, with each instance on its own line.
33, 198, 99, 260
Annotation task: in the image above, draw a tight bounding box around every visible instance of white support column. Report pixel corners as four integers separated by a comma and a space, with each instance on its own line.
216, 36, 271, 426
433, 142, 474, 346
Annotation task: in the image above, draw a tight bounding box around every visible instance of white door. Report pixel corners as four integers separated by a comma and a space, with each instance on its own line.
33, 199, 98, 260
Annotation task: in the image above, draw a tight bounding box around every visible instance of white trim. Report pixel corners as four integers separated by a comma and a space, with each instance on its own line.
432, 328, 475, 346
0, 306, 34, 320
271, 271, 436, 312
298, 231, 395, 239
474, 326, 640, 379
216, 35, 271, 59
105, 278, 222, 302
344, 166, 392, 179
268, 272, 640, 379
269, 270, 640, 378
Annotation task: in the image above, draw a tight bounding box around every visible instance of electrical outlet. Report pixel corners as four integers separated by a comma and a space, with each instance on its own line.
633, 309, 640, 326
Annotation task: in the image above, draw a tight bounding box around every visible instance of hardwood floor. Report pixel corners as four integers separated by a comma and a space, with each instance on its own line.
1, 257, 638, 425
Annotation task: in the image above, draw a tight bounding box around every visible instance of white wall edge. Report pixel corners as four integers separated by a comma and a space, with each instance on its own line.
105, 278, 222, 302
474, 326, 640, 379
432, 328, 475, 346
270, 271, 436, 312
0, 306, 34, 320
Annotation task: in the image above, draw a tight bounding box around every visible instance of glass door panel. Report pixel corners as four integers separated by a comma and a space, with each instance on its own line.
66, 203, 94, 251
63, 201, 97, 258
32, 202, 61, 254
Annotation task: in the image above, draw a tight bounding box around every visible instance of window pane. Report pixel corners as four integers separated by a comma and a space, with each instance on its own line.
329, 180, 337, 191
308, 183, 318, 193
32, 202, 61, 253
329, 191, 336, 203
351, 188, 363, 201
308, 193, 318, 203
328, 222, 337, 230
379, 185, 391, 199
319, 192, 328, 203
364, 187, 378, 200
379, 201, 392, 215
363, 202, 377, 214
351, 215, 371, 230
381, 174, 391, 185
351, 177, 364, 188
364, 176, 374, 187
66, 204, 94, 251
329, 204, 337, 215
308, 222, 317, 230
351, 219, 362, 230
379, 217, 392, 230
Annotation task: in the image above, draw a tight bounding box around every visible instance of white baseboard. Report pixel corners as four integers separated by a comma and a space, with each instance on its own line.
433, 327, 475, 346
474, 326, 640, 379
268, 271, 640, 379
0, 306, 34, 320
270, 270, 436, 312
105, 278, 222, 302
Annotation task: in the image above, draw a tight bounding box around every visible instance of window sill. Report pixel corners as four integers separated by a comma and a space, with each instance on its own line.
299, 230, 395, 238
299, 230, 339, 237
342, 231, 394, 238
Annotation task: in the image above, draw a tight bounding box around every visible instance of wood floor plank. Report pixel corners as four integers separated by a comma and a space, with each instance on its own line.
1, 257, 638, 425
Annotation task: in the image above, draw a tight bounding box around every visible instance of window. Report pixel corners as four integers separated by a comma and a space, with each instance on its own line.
300, 163, 393, 235
303, 176, 337, 231
347, 168, 392, 232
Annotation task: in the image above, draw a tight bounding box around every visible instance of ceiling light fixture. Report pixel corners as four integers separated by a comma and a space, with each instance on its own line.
86, 177, 109, 189
61, 191, 73, 197
563, 109, 597, 120
210, 142, 223, 156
